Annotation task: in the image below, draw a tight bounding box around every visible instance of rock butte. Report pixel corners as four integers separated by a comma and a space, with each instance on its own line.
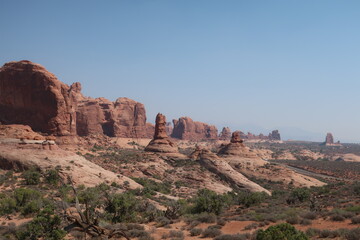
145, 113, 179, 153
171, 116, 218, 141
0, 60, 153, 138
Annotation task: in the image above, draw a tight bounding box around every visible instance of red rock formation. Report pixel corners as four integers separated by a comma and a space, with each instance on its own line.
0, 60, 151, 138
325, 133, 334, 145
269, 130, 281, 140
218, 131, 257, 158
219, 127, 231, 140
0, 60, 76, 136
145, 113, 178, 153
171, 117, 218, 140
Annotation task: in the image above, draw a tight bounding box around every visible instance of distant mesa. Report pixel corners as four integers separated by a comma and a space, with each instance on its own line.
323, 132, 342, 147
171, 117, 218, 141
145, 113, 179, 153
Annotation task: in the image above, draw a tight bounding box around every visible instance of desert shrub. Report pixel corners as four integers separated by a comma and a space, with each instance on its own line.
345, 228, 360, 240
44, 169, 60, 185
165, 200, 186, 219
286, 216, 300, 225
305, 228, 320, 237
128, 229, 151, 238
215, 234, 250, 240
300, 219, 312, 226
0, 197, 16, 215
189, 212, 217, 223
16, 207, 66, 240
14, 188, 41, 208
319, 229, 331, 238
155, 216, 171, 227
105, 192, 137, 223
330, 214, 345, 222
192, 189, 231, 215
351, 216, 360, 224
21, 200, 42, 215
202, 227, 222, 238
346, 205, 360, 214
287, 188, 310, 204
244, 223, 258, 230
256, 223, 308, 240
301, 211, 317, 220
233, 191, 268, 208
189, 228, 202, 236
168, 230, 184, 239
352, 182, 360, 195
22, 169, 41, 185
217, 218, 227, 226
132, 177, 171, 195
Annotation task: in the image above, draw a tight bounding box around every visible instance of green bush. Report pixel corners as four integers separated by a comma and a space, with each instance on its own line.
189, 228, 202, 236
287, 188, 310, 204
234, 191, 268, 208
14, 188, 41, 207
0, 197, 16, 215
44, 169, 60, 185
22, 169, 41, 185
192, 189, 230, 215
256, 223, 308, 240
16, 207, 66, 240
105, 192, 137, 223
202, 227, 222, 238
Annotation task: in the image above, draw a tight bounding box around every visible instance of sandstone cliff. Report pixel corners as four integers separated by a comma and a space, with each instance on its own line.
0, 60, 151, 138
171, 117, 218, 140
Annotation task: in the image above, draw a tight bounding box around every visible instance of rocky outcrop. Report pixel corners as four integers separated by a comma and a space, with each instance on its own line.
219, 127, 231, 140
192, 147, 270, 194
218, 131, 257, 158
171, 117, 218, 141
0, 144, 141, 189
269, 130, 281, 140
0, 60, 76, 136
145, 113, 178, 153
0, 60, 150, 138
323, 132, 342, 146
325, 133, 334, 145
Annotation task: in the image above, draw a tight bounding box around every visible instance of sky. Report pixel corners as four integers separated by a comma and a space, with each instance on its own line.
1, 1, 360, 142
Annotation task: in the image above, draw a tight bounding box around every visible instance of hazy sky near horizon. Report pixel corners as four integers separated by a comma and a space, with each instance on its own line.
1, 1, 360, 142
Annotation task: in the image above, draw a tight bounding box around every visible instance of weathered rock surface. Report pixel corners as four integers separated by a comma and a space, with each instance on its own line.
192, 147, 271, 194
0, 60, 151, 138
145, 113, 178, 153
0, 60, 76, 136
219, 127, 231, 140
0, 124, 45, 140
218, 131, 258, 158
171, 117, 218, 140
0, 144, 141, 189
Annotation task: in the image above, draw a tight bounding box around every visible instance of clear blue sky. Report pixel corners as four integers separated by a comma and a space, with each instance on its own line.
1, 1, 360, 142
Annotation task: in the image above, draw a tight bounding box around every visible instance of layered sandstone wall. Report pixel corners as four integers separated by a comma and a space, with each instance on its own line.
0, 60, 151, 138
